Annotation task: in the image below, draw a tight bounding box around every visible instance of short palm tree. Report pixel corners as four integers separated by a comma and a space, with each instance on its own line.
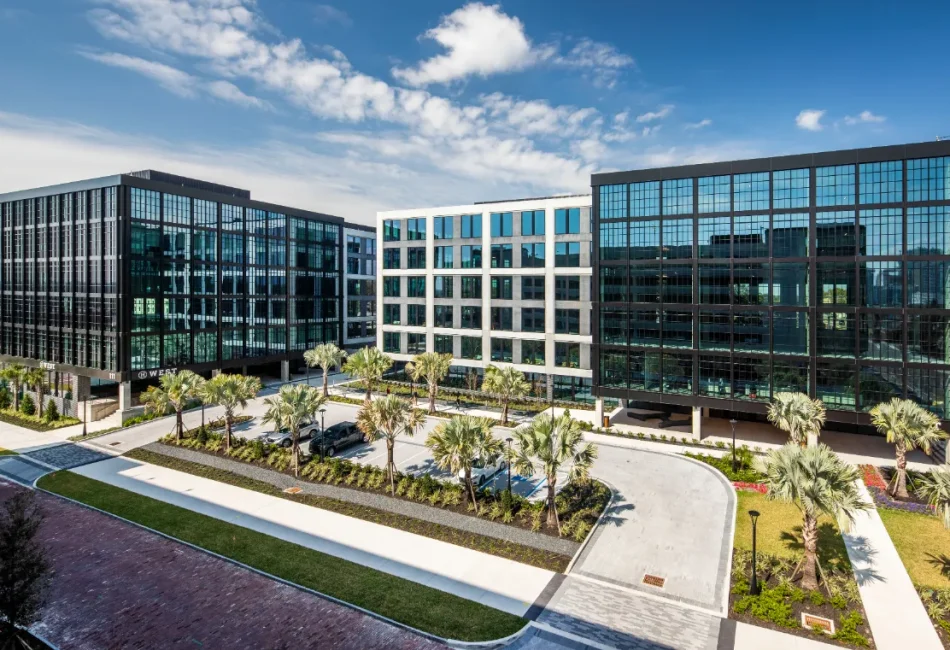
757, 443, 868, 591
870, 398, 946, 499
261, 384, 326, 476
0, 364, 25, 411
406, 352, 453, 415
202, 373, 262, 451
343, 346, 393, 402
510, 412, 597, 532
482, 365, 530, 426
916, 468, 950, 529
768, 392, 826, 447
22, 368, 46, 418
304, 343, 347, 397
356, 394, 424, 494
426, 415, 502, 510
141, 370, 204, 441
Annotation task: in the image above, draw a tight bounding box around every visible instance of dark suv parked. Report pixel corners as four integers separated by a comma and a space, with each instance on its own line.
308, 421, 364, 457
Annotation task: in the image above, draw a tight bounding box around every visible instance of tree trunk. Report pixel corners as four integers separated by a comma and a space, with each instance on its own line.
322, 367, 329, 397
387, 439, 396, 494
366, 384, 373, 403
546, 477, 560, 531
37, 385, 45, 418
890, 441, 909, 499
292, 429, 299, 477
429, 382, 437, 415
502, 398, 509, 425
225, 414, 232, 451
465, 468, 479, 513
13, 381, 19, 411
801, 513, 820, 591
176, 409, 183, 441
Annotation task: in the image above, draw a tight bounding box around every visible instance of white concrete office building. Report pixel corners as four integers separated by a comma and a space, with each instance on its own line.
377, 194, 602, 416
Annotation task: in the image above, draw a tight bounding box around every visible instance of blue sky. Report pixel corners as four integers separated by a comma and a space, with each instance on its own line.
0, 0, 946, 224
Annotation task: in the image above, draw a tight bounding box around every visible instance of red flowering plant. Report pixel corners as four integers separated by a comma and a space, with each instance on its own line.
733, 481, 768, 494
860, 464, 887, 490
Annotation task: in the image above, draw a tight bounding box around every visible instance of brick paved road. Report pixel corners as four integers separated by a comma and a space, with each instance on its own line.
0, 480, 442, 650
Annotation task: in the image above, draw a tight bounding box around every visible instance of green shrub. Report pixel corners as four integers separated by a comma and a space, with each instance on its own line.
0, 387, 11, 410
44, 399, 60, 422
733, 584, 799, 628
830, 593, 848, 610
832, 610, 869, 647
808, 590, 825, 607
19, 393, 35, 416
683, 450, 764, 483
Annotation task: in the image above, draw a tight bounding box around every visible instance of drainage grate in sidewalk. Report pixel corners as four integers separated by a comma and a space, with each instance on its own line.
642, 574, 666, 589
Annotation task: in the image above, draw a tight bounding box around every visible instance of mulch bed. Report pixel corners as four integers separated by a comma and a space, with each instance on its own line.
860, 464, 934, 515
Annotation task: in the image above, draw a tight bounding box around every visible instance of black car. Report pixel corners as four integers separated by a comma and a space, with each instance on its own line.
308, 421, 364, 457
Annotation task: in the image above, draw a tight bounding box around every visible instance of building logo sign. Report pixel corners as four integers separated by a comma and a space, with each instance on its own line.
40, 362, 56, 370
137, 368, 178, 380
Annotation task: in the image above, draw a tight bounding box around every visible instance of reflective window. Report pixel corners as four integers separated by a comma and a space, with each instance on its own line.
772, 263, 809, 306
773, 311, 809, 355
383, 276, 400, 297
555, 208, 582, 234
461, 336, 482, 359
382, 249, 400, 270
699, 264, 730, 304
663, 311, 692, 348
434, 216, 453, 240
859, 209, 903, 256
407, 247, 426, 269
662, 352, 692, 395
662, 265, 692, 304
907, 367, 950, 418
662, 178, 693, 215
734, 263, 769, 305
907, 261, 950, 308
433, 275, 453, 299
734, 356, 770, 402
521, 340, 545, 365
629, 309, 660, 347
491, 244, 513, 268
600, 351, 626, 388
491, 338, 513, 362
816, 361, 856, 409
407, 218, 426, 241
383, 332, 400, 353
734, 172, 769, 211
908, 315, 950, 364
773, 358, 809, 393
523, 276, 546, 300
491, 212, 513, 237
491, 276, 512, 300
817, 312, 856, 358
859, 365, 902, 412
699, 354, 731, 397
907, 157, 950, 202
860, 161, 902, 204
461, 276, 481, 298
492, 307, 513, 330
601, 306, 627, 345
521, 242, 545, 268
461, 245, 482, 268
773, 169, 809, 209
662, 219, 693, 259
382, 304, 400, 325
818, 262, 856, 306
555, 242, 581, 267
434, 334, 453, 354
816, 165, 855, 206
521, 210, 545, 236
383, 219, 401, 241
860, 313, 903, 361
434, 245, 453, 269
600, 184, 628, 218
407, 304, 426, 326
407, 276, 425, 297
630, 220, 660, 259
734, 312, 769, 352
816, 211, 856, 256
698, 175, 730, 213
555, 276, 579, 300
630, 182, 660, 217
908, 207, 950, 256
555, 308, 580, 334
733, 214, 769, 258
861, 261, 903, 307
131, 188, 160, 221
460, 306, 482, 328
461, 214, 482, 238
630, 265, 660, 303
699, 311, 731, 350
772, 213, 809, 258
600, 221, 627, 261
600, 266, 626, 301
557, 342, 581, 368
699, 217, 730, 258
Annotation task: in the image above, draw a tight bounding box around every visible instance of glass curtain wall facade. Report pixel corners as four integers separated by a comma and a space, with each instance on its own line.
592, 142, 950, 424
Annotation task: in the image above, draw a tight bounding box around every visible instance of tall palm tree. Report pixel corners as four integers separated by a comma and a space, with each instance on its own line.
22, 368, 46, 418
757, 443, 868, 591
261, 384, 326, 476
406, 352, 453, 414
202, 374, 262, 451
916, 468, 950, 529
768, 392, 826, 447
510, 412, 597, 532
0, 364, 25, 411
343, 346, 393, 402
870, 398, 946, 499
482, 365, 530, 426
426, 415, 502, 510
304, 343, 347, 397
356, 394, 424, 494
141, 370, 204, 441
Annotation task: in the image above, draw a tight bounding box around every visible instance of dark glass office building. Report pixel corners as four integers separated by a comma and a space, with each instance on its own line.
592, 141, 950, 426
0, 170, 343, 415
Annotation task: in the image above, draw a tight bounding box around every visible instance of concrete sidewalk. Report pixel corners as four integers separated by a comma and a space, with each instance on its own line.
841, 481, 942, 650
71, 456, 555, 617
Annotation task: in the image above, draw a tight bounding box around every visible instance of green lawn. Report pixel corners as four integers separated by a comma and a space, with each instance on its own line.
734, 491, 852, 572
37, 471, 526, 642
879, 508, 950, 588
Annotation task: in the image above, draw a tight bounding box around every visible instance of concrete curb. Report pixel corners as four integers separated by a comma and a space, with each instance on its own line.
565, 478, 619, 575
33, 474, 531, 650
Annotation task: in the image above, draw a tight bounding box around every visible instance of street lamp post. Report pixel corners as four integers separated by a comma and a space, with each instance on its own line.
505, 437, 513, 495
730, 418, 738, 473
749, 509, 761, 595
319, 407, 327, 463
81, 399, 87, 438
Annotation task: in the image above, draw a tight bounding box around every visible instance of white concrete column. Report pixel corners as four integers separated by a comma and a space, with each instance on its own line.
118, 381, 132, 411
71, 374, 91, 419
692, 406, 703, 440
595, 397, 604, 428
280, 360, 290, 383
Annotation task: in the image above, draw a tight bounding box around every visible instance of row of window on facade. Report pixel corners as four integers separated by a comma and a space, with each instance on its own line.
598, 206, 950, 260
598, 350, 950, 418
0, 188, 118, 227
382, 303, 583, 333
0, 295, 118, 330
130, 188, 341, 242
597, 309, 948, 363
131, 296, 340, 332
128, 261, 338, 298
381, 275, 584, 300
0, 259, 119, 293
381, 242, 586, 269
598, 158, 950, 218
382, 208, 587, 242
0, 329, 117, 370
598, 261, 950, 309
130, 324, 339, 370
382, 331, 582, 365
1, 216, 118, 262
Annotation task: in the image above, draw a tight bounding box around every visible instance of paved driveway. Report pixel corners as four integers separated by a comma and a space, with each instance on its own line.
3, 480, 442, 650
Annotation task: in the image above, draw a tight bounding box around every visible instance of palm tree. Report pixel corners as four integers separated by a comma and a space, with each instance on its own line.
261, 384, 326, 476
304, 343, 347, 397
768, 392, 826, 447
406, 352, 453, 415
0, 364, 25, 411
426, 415, 502, 511
343, 346, 393, 402
356, 394, 424, 494
482, 365, 530, 426
510, 412, 597, 532
141, 370, 204, 441
202, 374, 262, 451
870, 398, 946, 499
757, 443, 868, 591
916, 468, 950, 529
22, 368, 46, 418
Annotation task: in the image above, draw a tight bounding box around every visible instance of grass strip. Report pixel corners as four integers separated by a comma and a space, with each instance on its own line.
878, 507, 950, 588
0, 447, 15, 455
126, 447, 570, 572
37, 470, 526, 642
0, 410, 79, 432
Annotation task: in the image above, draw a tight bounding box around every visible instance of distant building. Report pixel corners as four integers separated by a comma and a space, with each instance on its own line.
343, 224, 377, 352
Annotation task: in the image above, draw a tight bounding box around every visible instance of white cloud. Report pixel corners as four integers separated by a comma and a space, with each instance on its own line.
844, 110, 885, 126
684, 118, 712, 130
392, 3, 547, 87
207, 80, 271, 109
636, 105, 673, 123
795, 109, 825, 131
312, 4, 351, 27
80, 51, 198, 97
553, 38, 634, 88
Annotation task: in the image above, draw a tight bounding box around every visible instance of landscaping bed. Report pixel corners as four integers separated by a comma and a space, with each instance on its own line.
584, 424, 773, 455
684, 447, 764, 483
376, 377, 597, 412
0, 409, 79, 432
37, 470, 526, 642
128, 446, 574, 570
729, 491, 872, 648
0, 447, 14, 456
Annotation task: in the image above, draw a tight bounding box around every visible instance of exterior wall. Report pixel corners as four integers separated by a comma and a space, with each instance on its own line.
591, 140, 950, 425
343, 225, 377, 352
378, 195, 594, 401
